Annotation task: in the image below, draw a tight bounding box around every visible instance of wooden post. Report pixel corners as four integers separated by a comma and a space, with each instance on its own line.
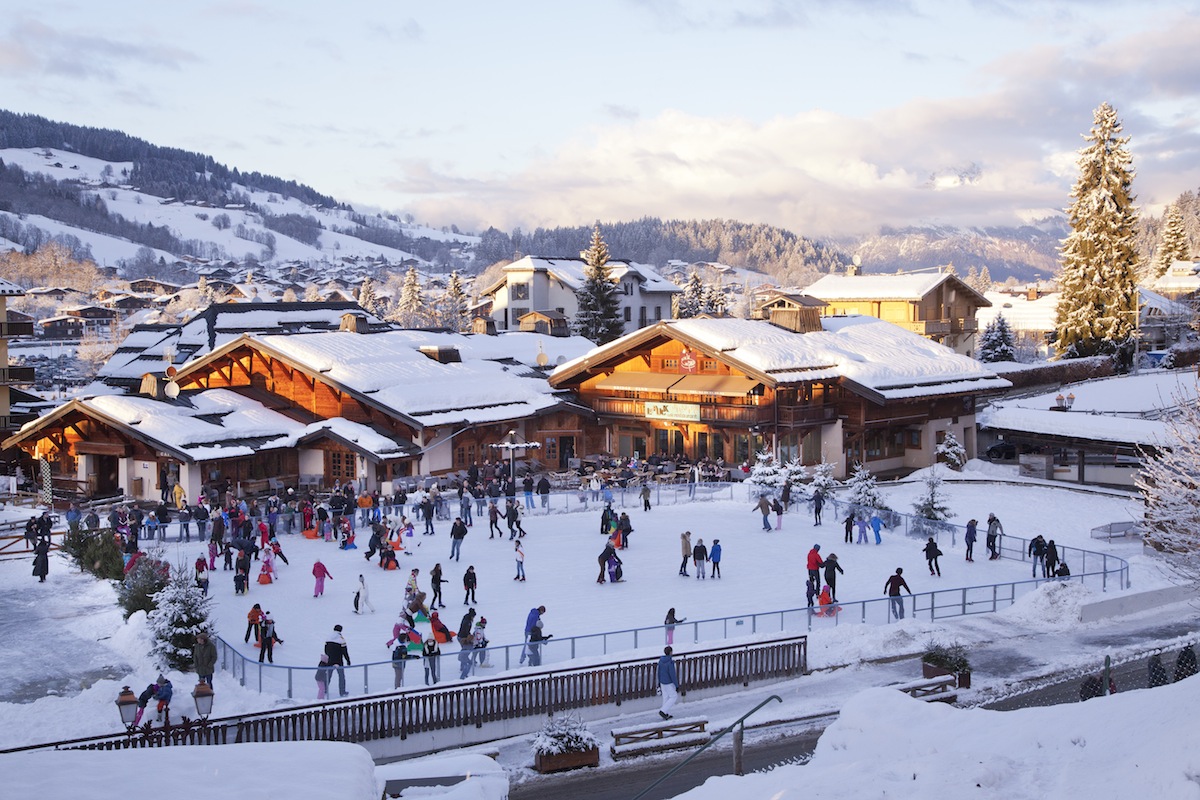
733, 722, 744, 775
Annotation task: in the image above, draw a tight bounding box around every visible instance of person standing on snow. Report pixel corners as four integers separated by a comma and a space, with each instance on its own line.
1028, 534, 1048, 577
754, 495, 772, 531
709, 539, 723, 578
923, 537, 943, 577
806, 544, 824, 587
312, 559, 332, 597
658, 646, 679, 720
986, 513, 1004, 559
884, 568, 912, 620
964, 519, 978, 562
678, 531, 692, 576
822, 553, 844, 601
812, 489, 824, 526
692, 538, 709, 580
324, 624, 351, 697
354, 574, 375, 614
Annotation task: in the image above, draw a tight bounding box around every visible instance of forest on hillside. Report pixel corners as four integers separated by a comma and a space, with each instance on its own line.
472, 217, 849, 284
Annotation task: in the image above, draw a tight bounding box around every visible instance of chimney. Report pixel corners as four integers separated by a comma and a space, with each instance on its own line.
419, 345, 462, 364
340, 312, 368, 333
767, 307, 823, 334
1027, 286, 1039, 301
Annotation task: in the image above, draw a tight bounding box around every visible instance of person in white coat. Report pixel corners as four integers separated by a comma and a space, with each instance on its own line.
354, 574, 376, 614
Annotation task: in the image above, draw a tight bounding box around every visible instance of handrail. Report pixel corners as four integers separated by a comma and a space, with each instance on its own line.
632, 695, 783, 800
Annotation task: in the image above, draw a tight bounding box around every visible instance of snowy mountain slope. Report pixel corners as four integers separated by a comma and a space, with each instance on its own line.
0, 146, 477, 268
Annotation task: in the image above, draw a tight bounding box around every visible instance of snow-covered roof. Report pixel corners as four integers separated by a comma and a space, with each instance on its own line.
978, 370, 1200, 447
0, 277, 26, 296
1151, 260, 1200, 294
976, 290, 1059, 331
803, 272, 984, 303
554, 316, 1011, 401
490, 256, 682, 296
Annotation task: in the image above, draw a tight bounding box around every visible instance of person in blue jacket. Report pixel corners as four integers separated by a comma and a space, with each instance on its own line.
709, 539, 723, 578
658, 646, 679, 720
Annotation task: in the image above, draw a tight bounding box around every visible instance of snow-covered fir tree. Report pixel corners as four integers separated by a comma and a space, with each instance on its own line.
978, 314, 1016, 363
1055, 102, 1140, 362
357, 276, 383, 315
748, 449, 784, 494
911, 467, 955, 537
810, 459, 837, 498
674, 271, 705, 318
783, 457, 808, 495
437, 270, 469, 332
391, 267, 427, 327
573, 225, 624, 344
964, 265, 992, 295
147, 565, 214, 672
1136, 399, 1200, 578
936, 432, 968, 471
117, 553, 171, 620
281, 287, 298, 303
843, 462, 888, 514
701, 283, 727, 316
1150, 204, 1192, 279
304, 283, 321, 302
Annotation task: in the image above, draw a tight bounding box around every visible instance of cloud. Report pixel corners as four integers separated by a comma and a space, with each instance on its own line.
0, 18, 200, 82
382, 11, 1200, 237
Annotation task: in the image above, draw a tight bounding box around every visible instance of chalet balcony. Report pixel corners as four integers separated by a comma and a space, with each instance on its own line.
0, 366, 35, 384
592, 397, 838, 429
0, 412, 37, 431
0, 321, 35, 338
907, 318, 978, 336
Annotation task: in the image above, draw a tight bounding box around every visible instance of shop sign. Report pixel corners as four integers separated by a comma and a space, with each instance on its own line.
645, 401, 700, 422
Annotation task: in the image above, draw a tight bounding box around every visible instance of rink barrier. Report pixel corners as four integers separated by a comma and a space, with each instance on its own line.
1, 636, 806, 753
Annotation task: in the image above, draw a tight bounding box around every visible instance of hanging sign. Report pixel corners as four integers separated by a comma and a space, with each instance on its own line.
679, 348, 698, 374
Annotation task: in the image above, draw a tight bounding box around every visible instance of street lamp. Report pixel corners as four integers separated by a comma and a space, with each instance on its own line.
115, 685, 138, 728
489, 430, 540, 478
192, 680, 215, 720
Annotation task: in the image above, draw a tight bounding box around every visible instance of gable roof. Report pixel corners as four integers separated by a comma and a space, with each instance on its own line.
550, 316, 1009, 403
479, 256, 682, 298
804, 272, 992, 307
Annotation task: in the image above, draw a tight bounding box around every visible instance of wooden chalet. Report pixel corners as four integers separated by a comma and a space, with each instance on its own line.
549, 310, 1011, 478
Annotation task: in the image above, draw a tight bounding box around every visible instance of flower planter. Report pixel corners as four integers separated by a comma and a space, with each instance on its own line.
922, 662, 971, 689
534, 746, 600, 774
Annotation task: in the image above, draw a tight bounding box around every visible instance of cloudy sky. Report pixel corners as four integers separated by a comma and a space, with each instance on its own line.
2, 0, 1198, 237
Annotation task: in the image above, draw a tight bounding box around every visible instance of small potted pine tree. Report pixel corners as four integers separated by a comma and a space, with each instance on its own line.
531, 713, 601, 773
921, 640, 971, 688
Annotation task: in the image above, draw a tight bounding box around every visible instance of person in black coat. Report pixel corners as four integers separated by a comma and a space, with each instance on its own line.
1148, 654, 1170, 688
324, 625, 351, 697
32, 536, 50, 582
1175, 644, 1198, 682
597, 542, 619, 584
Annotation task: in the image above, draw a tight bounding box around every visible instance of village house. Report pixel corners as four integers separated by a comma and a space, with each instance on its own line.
0, 278, 36, 436
4, 314, 595, 503
802, 270, 991, 356
549, 307, 1011, 478
477, 256, 682, 336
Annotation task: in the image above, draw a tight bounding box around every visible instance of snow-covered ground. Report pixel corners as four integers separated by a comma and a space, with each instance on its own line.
1, 462, 1194, 799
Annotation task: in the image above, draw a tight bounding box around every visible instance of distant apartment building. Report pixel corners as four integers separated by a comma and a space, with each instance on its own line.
0, 278, 36, 434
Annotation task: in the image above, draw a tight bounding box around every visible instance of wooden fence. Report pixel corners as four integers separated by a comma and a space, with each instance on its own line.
3, 636, 807, 754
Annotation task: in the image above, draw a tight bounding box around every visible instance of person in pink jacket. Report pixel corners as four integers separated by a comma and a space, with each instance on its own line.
312, 559, 332, 597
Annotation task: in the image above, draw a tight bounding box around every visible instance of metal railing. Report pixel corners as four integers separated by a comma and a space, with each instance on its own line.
2, 636, 807, 753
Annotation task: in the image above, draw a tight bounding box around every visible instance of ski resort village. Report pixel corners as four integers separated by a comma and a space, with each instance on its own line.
3, 4, 1200, 797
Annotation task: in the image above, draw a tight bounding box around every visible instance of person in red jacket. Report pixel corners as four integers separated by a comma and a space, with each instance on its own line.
806, 544, 824, 588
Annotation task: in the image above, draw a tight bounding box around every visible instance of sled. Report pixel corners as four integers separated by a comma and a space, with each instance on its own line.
302, 528, 319, 539
258, 573, 273, 585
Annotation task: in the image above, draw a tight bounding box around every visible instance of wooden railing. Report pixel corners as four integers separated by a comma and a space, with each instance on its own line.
4, 636, 807, 754
0, 366, 35, 384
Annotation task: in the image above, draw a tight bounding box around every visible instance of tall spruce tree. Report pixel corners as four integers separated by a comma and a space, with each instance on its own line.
438, 270, 469, 331
978, 314, 1016, 363
391, 267, 426, 327
1055, 102, 1140, 361
675, 271, 705, 318
574, 225, 624, 343
1150, 204, 1192, 279
1136, 398, 1200, 578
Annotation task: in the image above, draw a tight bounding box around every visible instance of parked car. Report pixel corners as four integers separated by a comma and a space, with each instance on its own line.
985, 442, 1017, 461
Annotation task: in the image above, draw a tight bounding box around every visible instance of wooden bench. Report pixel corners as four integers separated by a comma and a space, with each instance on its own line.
893, 675, 958, 704
610, 716, 710, 760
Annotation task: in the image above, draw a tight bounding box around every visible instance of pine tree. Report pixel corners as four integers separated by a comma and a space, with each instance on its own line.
973, 265, 992, 294
304, 283, 321, 302
911, 467, 955, 538
810, 459, 837, 498
282, 287, 297, 303
574, 225, 624, 343
701, 283, 726, 316
783, 457, 808, 494
117, 554, 171, 620
1055, 102, 1140, 362
977, 314, 1016, 363
675, 271, 704, 318
748, 449, 784, 493
147, 565, 214, 672
936, 432, 968, 471
1135, 399, 1200, 578
438, 270, 468, 331
392, 267, 427, 327
357, 276, 380, 314
843, 462, 888, 516
1150, 204, 1192, 279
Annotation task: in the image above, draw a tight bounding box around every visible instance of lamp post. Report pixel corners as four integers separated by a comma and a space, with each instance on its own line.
192, 680, 215, 720
489, 430, 540, 479
115, 685, 138, 729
